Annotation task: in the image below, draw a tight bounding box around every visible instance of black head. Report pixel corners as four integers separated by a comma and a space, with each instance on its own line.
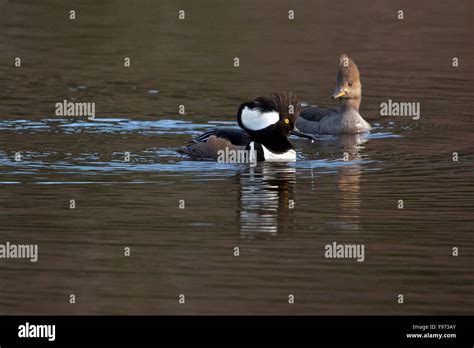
237, 92, 301, 139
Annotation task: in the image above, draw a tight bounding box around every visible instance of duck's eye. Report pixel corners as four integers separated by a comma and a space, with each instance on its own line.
348, 82, 353, 87
284, 118, 290, 124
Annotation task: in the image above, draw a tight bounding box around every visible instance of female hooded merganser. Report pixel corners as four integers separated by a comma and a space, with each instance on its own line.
296, 54, 371, 135
182, 92, 311, 162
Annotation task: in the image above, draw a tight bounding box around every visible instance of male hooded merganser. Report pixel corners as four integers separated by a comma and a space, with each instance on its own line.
295, 54, 371, 135
182, 92, 312, 162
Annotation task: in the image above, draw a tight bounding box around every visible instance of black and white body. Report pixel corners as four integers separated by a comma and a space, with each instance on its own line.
182, 92, 309, 162
296, 54, 371, 135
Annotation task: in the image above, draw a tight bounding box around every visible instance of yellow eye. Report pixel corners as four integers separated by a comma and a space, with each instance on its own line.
284, 118, 290, 124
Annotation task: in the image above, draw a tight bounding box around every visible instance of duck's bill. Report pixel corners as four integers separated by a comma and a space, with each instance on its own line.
332, 89, 346, 99
290, 129, 316, 141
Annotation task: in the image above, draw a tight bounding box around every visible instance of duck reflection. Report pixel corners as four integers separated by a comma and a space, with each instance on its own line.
335, 134, 367, 231
236, 134, 369, 236
337, 162, 362, 231
339, 133, 369, 155
297, 133, 368, 231
238, 163, 296, 238
296, 132, 369, 156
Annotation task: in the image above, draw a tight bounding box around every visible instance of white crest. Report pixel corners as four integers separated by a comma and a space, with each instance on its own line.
241, 106, 279, 131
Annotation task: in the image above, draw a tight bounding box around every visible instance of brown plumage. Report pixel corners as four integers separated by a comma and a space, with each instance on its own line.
296, 54, 371, 134
181, 135, 245, 160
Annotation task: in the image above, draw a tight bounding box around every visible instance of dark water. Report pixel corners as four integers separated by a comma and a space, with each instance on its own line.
1, 0, 473, 314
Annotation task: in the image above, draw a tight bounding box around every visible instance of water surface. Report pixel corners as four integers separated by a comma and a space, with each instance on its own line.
0, 0, 473, 315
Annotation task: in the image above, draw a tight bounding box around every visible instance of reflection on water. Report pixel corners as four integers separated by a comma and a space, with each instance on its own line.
337, 134, 366, 231
1, 0, 473, 315
239, 163, 296, 237
337, 163, 362, 231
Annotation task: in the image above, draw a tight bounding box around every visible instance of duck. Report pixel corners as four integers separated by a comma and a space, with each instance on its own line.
295, 54, 371, 135
181, 92, 313, 162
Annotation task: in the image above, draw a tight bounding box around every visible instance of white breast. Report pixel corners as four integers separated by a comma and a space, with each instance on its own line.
261, 145, 296, 162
